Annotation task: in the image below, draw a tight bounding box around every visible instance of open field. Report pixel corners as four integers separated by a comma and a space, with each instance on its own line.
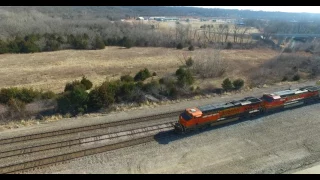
0, 46, 283, 93
126, 20, 259, 43
127, 20, 260, 34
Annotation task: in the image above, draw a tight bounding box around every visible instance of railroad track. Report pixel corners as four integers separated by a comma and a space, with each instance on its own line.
2, 99, 318, 174
0, 122, 175, 174
0, 110, 182, 173
0, 122, 174, 159
0, 110, 181, 145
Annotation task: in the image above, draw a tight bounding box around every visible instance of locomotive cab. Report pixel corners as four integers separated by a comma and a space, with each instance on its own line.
174, 108, 202, 133
261, 94, 282, 112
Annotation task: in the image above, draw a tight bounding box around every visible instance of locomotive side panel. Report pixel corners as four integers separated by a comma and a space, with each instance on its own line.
197, 113, 220, 125
241, 103, 262, 117
219, 107, 242, 119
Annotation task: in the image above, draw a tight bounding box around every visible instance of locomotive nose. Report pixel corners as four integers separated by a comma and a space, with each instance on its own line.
173, 114, 185, 133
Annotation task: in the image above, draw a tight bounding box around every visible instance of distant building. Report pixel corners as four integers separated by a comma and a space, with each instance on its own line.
212, 17, 236, 23
163, 17, 179, 21
149, 17, 179, 22
149, 17, 165, 21
154, 17, 165, 21
186, 18, 199, 22
235, 21, 246, 26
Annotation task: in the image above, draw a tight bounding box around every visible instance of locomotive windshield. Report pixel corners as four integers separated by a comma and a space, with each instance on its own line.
181, 111, 193, 121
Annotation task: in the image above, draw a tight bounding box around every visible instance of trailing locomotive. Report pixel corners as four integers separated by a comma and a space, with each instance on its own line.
174, 85, 320, 133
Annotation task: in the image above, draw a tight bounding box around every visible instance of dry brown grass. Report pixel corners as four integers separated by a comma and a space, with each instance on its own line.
248, 52, 315, 87
0, 46, 280, 93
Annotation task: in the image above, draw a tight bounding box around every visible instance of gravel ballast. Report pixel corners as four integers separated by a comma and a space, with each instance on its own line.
25, 102, 320, 174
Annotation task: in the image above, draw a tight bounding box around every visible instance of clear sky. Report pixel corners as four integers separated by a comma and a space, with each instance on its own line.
194, 6, 320, 14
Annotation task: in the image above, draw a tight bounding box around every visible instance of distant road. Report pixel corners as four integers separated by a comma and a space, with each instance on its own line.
251, 33, 320, 38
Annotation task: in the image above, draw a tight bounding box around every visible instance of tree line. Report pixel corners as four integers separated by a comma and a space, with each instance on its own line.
2, 7, 320, 53
2, 6, 320, 21
0, 22, 257, 54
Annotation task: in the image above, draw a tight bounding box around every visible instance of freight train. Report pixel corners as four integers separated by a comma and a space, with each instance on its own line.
174, 85, 320, 133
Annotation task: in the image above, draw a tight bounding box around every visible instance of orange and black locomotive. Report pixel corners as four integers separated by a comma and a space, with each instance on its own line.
174, 85, 320, 133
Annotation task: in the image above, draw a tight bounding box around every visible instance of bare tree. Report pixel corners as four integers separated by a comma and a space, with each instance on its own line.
192, 49, 228, 78
233, 25, 241, 43
175, 23, 189, 43
217, 24, 226, 43
224, 25, 230, 43
239, 27, 250, 45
